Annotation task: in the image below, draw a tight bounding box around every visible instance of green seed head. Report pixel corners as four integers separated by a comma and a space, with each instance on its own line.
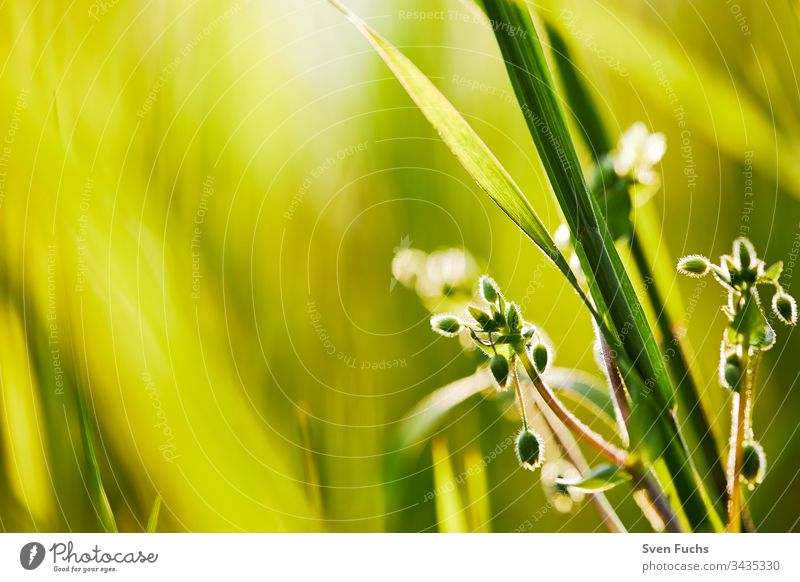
677, 255, 710, 277
479, 275, 501, 304
515, 428, 544, 471
430, 314, 461, 337
772, 292, 797, 326
489, 355, 510, 389
532, 342, 550, 374
721, 352, 744, 392
741, 440, 766, 488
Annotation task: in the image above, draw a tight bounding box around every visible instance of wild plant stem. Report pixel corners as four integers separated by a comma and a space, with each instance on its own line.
596, 331, 630, 445
727, 341, 754, 533
511, 362, 528, 429
628, 462, 684, 533
516, 348, 626, 466
629, 230, 727, 502
524, 383, 627, 532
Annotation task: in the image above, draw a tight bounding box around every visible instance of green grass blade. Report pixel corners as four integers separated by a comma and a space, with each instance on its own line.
397, 370, 493, 453
146, 496, 161, 533
480, 0, 724, 531
540, 21, 727, 507
479, 0, 672, 411
76, 388, 118, 533
544, 368, 619, 434
462, 446, 491, 532
431, 438, 469, 533
326, 0, 589, 307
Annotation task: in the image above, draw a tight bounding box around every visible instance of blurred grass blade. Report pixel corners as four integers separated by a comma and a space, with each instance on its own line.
431, 438, 469, 533
76, 388, 118, 533
397, 370, 492, 452
146, 496, 161, 533
544, 22, 612, 162
462, 446, 491, 532
545, 368, 618, 433
327, 0, 591, 310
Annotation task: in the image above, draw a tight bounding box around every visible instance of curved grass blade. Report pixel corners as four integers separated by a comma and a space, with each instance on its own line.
76, 388, 118, 533
397, 370, 493, 452
326, 0, 590, 312
544, 368, 619, 434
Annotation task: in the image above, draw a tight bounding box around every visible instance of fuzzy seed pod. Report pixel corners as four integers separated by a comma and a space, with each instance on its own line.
516, 428, 544, 471
677, 255, 710, 277
721, 352, 744, 392
489, 355, 510, 389
479, 275, 500, 304
772, 292, 797, 326
740, 440, 766, 488
430, 314, 461, 337
532, 343, 550, 374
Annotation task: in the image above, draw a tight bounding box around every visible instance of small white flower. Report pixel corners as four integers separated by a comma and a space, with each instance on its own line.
613, 122, 666, 185
417, 248, 479, 301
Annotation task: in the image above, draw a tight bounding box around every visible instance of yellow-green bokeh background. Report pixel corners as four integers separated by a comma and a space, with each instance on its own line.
1, 0, 799, 532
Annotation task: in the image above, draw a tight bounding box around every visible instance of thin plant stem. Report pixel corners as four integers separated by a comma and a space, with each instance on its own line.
628, 462, 684, 533
727, 340, 754, 533
516, 348, 626, 466
596, 330, 630, 445
511, 361, 528, 429
630, 230, 727, 501
526, 387, 627, 533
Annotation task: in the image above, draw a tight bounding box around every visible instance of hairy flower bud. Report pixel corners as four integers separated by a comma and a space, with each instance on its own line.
721, 352, 744, 392
741, 440, 766, 488
489, 355, 510, 389
479, 275, 500, 304
677, 255, 710, 277
772, 292, 797, 326
516, 428, 544, 471
430, 314, 461, 337
532, 342, 550, 374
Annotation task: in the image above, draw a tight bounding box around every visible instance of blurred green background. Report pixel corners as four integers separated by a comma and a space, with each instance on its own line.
1, 0, 799, 532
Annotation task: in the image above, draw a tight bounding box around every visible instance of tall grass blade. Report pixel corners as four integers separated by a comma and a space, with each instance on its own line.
431, 438, 469, 533
76, 388, 118, 533
326, 0, 590, 310
479, 0, 721, 531
146, 496, 161, 533
541, 23, 728, 508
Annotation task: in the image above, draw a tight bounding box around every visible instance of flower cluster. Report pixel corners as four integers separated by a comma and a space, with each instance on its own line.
431, 276, 550, 471
678, 237, 795, 490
